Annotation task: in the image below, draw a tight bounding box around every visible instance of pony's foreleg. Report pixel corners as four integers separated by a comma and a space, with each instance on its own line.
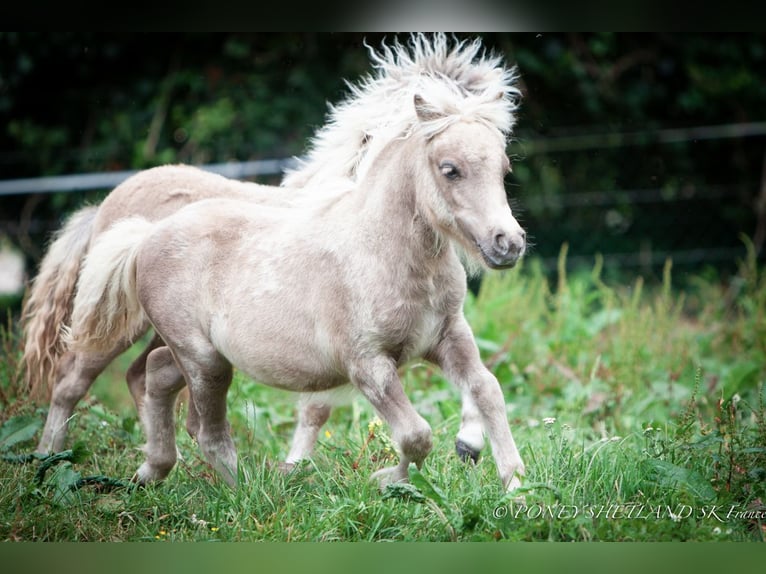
37, 347, 128, 454
351, 356, 433, 489
280, 398, 332, 472
429, 315, 525, 492
133, 346, 186, 483
455, 393, 485, 463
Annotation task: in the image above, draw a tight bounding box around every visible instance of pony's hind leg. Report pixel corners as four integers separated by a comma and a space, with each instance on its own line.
280, 397, 332, 472
127, 333, 201, 443
37, 346, 128, 453
133, 346, 186, 483
125, 333, 165, 428
171, 346, 237, 486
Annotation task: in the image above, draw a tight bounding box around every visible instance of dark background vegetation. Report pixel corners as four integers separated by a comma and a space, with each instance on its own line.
1, 32, 765, 303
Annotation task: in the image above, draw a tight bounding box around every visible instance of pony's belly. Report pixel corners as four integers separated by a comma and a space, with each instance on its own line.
211, 321, 347, 393
237, 359, 348, 393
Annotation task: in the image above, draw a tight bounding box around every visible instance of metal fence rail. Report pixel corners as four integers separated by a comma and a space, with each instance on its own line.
0, 158, 300, 197
2, 121, 765, 197
1, 121, 763, 274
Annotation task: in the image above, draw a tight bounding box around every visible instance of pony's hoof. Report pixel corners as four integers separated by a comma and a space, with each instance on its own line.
505, 475, 525, 504
507, 475, 523, 492
370, 466, 408, 491
276, 461, 295, 474
132, 462, 168, 485
455, 438, 480, 463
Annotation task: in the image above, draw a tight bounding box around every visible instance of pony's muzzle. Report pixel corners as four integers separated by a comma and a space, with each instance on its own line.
483, 228, 526, 268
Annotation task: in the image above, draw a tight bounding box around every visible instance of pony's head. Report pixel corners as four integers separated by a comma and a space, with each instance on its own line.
411, 91, 526, 271
282, 34, 521, 189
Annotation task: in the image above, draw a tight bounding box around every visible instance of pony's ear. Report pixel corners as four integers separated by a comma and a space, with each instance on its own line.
414, 94, 443, 123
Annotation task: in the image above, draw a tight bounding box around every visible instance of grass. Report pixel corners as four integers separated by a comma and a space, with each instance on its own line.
1, 244, 765, 541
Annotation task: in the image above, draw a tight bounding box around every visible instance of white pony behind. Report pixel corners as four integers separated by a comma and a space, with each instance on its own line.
27, 34, 523, 478
66, 57, 527, 491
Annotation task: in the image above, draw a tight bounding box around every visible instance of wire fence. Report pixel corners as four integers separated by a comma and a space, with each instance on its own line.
0, 158, 299, 197
1, 121, 765, 278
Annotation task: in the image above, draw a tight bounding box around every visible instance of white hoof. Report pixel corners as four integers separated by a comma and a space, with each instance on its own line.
507, 475, 523, 492
505, 474, 526, 504
370, 465, 408, 490
133, 462, 169, 484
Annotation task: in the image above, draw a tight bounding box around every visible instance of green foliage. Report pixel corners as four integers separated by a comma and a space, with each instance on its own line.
2, 33, 764, 283
1, 252, 765, 541
0, 415, 40, 452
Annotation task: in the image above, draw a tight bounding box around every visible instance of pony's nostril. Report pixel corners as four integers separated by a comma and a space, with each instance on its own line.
494, 233, 510, 255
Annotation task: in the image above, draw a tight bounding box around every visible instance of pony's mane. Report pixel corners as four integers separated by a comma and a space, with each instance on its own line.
281, 33, 521, 188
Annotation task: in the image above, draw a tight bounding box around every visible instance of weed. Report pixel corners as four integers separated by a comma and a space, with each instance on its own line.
1, 248, 765, 540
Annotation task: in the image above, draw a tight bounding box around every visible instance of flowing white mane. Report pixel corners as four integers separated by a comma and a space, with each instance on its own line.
281, 33, 521, 188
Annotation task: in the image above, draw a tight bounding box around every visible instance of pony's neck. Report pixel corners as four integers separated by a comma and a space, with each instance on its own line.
350, 134, 447, 267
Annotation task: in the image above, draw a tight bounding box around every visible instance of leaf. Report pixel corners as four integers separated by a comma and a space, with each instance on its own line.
408, 466, 463, 534
641, 459, 716, 502
382, 482, 426, 503
724, 361, 762, 393
50, 462, 82, 505
1, 452, 46, 463
0, 415, 42, 452
496, 482, 563, 505
35, 442, 91, 485
87, 404, 120, 426
586, 308, 622, 336
408, 466, 448, 507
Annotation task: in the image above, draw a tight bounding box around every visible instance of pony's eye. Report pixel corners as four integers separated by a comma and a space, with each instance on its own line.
440, 162, 460, 180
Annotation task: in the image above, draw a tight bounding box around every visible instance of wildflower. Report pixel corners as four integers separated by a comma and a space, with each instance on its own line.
543, 417, 556, 426
210, 527, 219, 532
368, 417, 383, 434
712, 527, 721, 536
324, 430, 332, 439
731, 393, 741, 406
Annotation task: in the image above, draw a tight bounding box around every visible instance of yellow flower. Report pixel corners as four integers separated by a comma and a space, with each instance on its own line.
324, 430, 332, 439
367, 417, 383, 433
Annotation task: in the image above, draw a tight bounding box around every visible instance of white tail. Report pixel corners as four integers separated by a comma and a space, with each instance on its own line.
66, 217, 155, 354
21, 206, 98, 399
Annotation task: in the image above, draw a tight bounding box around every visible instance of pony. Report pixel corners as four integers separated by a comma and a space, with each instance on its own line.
23, 34, 522, 472
66, 84, 527, 491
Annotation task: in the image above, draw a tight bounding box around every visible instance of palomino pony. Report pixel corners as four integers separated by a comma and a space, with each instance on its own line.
25, 34, 522, 472
67, 87, 527, 491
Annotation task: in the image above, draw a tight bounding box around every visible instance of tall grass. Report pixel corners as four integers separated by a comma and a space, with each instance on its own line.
1, 248, 764, 541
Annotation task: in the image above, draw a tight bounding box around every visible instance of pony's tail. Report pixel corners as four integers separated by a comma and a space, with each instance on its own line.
21, 206, 98, 401
65, 217, 153, 356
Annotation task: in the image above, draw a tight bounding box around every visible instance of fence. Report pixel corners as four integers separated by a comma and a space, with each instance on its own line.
1, 121, 765, 278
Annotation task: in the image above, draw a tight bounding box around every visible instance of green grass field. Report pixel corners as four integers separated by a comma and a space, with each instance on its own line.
1, 245, 764, 541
